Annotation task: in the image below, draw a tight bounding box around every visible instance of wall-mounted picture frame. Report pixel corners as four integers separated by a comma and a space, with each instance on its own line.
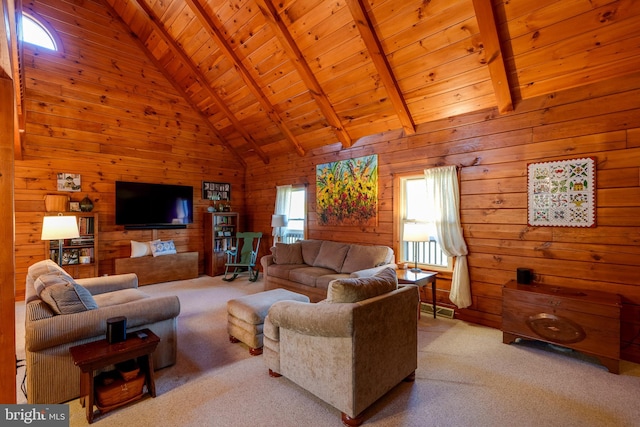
316, 154, 378, 226
527, 157, 596, 227
202, 181, 231, 201
57, 173, 81, 192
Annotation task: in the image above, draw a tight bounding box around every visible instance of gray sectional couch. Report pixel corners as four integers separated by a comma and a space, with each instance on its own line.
260, 239, 396, 302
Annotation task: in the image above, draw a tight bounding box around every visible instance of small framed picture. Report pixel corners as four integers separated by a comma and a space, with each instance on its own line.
57, 173, 81, 192
69, 201, 81, 212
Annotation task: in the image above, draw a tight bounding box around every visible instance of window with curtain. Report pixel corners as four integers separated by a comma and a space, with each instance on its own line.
284, 187, 306, 242
399, 175, 451, 270
273, 185, 306, 243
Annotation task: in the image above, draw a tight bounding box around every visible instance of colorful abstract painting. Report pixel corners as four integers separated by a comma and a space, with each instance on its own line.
528, 157, 596, 227
316, 155, 378, 226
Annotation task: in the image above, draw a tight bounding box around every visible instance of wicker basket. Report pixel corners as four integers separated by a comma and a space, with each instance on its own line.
44, 195, 69, 212
116, 360, 140, 381
95, 370, 144, 409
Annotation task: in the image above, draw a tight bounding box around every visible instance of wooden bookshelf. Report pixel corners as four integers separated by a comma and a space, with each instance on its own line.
204, 212, 238, 276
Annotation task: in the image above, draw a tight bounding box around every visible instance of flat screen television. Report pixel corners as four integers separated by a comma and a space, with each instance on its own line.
115, 181, 193, 229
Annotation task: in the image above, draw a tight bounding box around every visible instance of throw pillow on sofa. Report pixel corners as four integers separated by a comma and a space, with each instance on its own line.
273, 242, 304, 264
325, 267, 398, 303
150, 240, 177, 257
313, 241, 350, 272
34, 272, 98, 314
130, 239, 160, 257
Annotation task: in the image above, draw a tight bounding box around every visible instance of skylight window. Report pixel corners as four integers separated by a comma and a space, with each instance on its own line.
21, 13, 57, 50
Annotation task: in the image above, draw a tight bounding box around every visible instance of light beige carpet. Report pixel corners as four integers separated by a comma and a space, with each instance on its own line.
15, 275, 640, 426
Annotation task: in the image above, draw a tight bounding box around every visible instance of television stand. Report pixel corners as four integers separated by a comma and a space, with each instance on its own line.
115, 252, 198, 285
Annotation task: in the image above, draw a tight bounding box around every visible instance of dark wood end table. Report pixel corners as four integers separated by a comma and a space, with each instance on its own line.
69, 329, 160, 423
396, 269, 438, 318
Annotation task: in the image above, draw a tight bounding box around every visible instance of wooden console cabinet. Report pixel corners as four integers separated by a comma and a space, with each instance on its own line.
502, 280, 621, 373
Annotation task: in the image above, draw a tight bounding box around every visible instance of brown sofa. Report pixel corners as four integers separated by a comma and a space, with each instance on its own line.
263, 268, 418, 425
260, 239, 396, 302
24, 260, 180, 404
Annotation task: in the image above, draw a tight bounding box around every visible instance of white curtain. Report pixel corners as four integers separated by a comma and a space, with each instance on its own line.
273, 185, 292, 237
424, 166, 471, 308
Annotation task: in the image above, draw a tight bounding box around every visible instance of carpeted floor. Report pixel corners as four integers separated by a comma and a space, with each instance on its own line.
15, 275, 640, 426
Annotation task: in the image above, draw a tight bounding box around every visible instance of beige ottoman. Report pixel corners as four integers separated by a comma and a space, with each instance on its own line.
227, 289, 310, 355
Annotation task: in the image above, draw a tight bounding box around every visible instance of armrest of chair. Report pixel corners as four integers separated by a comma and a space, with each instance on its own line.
25, 295, 180, 352
268, 300, 356, 338
76, 273, 138, 295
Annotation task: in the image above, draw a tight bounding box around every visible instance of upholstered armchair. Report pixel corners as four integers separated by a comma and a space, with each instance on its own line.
263, 268, 419, 426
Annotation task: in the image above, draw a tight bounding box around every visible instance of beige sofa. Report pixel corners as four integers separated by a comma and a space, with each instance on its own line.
263, 268, 418, 425
24, 260, 180, 404
261, 239, 395, 302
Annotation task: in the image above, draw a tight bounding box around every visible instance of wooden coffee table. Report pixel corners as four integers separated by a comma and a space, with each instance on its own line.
396, 269, 438, 318
69, 329, 160, 423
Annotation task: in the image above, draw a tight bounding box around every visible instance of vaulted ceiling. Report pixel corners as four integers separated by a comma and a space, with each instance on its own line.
22, 0, 640, 164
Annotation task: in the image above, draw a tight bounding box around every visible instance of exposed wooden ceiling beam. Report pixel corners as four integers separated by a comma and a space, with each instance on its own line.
185, 0, 306, 157
472, 0, 513, 114
254, 0, 353, 149
345, 0, 416, 136
130, 0, 267, 165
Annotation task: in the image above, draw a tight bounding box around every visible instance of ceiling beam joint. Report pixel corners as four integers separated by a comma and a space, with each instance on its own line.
472, 0, 514, 114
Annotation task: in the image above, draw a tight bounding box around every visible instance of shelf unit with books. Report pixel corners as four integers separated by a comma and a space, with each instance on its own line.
45, 212, 99, 279
204, 212, 238, 276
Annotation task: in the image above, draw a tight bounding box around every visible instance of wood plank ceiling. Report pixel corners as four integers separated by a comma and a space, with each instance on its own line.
47, 0, 640, 164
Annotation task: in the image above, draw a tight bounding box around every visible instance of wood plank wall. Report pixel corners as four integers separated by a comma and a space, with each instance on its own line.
245, 71, 640, 363
13, 0, 246, 300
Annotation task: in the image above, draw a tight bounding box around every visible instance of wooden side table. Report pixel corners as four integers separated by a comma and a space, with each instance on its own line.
69, 329, 160, 423
396, 270, 438, 318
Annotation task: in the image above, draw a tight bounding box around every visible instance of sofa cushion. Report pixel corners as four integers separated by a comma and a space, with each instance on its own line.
326, 267, 398, 303
93, 288, 149, 308
267, 264, 307, 280
313, 241, 350, 272
34, 273, 98, 314
315, 273, 351, 291
300, 239, 323, 265
273, 242, 304, 264
341, 244, 391, 273
289, 266, 337, 287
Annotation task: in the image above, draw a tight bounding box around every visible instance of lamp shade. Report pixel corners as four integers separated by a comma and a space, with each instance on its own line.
271, 214, 287, 228
403, 222, 430, 242
41, 215, 80, 241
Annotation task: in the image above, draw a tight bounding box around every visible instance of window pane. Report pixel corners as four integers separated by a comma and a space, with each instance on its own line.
401, 177, 450, 269
405, 178, 428, 220
22, 15, 56, 50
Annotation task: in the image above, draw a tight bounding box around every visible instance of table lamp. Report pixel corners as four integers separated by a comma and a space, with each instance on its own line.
41, 214, 80, 265
271, 214, 287, 243
403, 222, 430, 273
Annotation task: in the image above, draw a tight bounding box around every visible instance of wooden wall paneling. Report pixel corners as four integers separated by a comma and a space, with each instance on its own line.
245, 70, 640, 362
13, 0, 246, 299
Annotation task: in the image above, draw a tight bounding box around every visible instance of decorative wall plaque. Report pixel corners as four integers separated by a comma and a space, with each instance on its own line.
527, 157, 596, 227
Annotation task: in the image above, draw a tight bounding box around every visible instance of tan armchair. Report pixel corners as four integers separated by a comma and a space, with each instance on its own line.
263, 268, 418, 426
24, 260, 180, 404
